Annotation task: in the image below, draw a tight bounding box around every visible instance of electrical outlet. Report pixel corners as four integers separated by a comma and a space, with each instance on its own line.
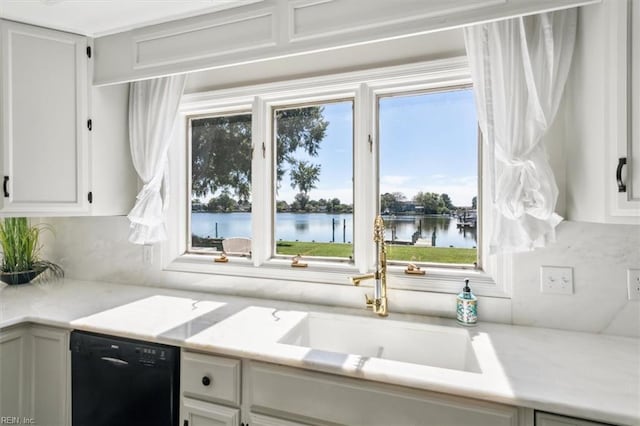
540, 266, 574, 295
143, 244, 153, 265
628, 269, 640, 301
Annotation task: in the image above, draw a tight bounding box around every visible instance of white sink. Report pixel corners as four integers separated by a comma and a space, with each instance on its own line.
278, 312, 481, 373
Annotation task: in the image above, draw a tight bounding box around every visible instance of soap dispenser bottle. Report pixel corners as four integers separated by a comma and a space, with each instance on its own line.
456, 278, 477, 326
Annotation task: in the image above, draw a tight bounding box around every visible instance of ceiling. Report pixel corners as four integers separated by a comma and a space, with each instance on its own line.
0, 0, 262, 37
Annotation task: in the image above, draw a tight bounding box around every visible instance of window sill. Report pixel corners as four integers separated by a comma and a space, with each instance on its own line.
164, 253, 508, 298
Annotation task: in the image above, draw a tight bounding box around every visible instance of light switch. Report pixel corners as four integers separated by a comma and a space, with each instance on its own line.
540, 266, 573, 295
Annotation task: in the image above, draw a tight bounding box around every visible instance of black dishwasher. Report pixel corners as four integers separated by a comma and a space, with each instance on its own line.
70, 330, 180, 426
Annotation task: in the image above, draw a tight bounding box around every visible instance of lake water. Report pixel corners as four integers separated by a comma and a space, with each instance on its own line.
192, 212, 477, 248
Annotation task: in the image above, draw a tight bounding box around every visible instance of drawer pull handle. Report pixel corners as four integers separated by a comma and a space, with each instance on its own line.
617, 157, 627, 192
3, 176, 9, 198
201, 375, 211, 386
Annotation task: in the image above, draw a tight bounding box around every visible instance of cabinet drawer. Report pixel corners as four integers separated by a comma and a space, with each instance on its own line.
536, 412, 610, 426
182, 397, 240, 426
181, 351, 241, 406
248, 362, 519, 426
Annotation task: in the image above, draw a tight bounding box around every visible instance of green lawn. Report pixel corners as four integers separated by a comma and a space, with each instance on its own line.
276, 241, 353, 258
386, 245, 476, 264
276, 241, 476, 264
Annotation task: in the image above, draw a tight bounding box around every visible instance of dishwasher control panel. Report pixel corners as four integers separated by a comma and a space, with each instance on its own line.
136, 346, 168, 365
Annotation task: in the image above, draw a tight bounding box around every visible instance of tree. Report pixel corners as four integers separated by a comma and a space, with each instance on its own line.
441, 193, 454, 211
191, 107, 328, 201
380, 192, 406, 213
207, 193, 237, 211
294, 192, 310, 211
191, 114, 252, 200
414, 192, 446, 214
290, 160, 321, 197
329, 198, 341, 213
471, 196, 477, 210
275, 107, 328, 187
276, 200, 289, 212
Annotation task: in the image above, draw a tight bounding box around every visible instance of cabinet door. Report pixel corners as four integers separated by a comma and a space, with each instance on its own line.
607, 0, 640, 220
536, 412, 610, 426
249, 413, 311, 426
29, 326, 70, 426
0, 20, 89, 215
182, 397, 240, 426
248, 362, 519, 426
0, 326, 29, 419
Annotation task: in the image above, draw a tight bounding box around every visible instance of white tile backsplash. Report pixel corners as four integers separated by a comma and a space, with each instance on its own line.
510, 221, 640, 335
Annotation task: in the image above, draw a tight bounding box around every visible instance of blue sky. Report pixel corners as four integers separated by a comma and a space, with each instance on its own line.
278, 101, 354, 204
278, 88, 478, 207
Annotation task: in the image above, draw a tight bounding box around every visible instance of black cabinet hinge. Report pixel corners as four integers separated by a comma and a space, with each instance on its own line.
88, 192, 93, 204
87, 119, 92, 131
86, 46, 92, 58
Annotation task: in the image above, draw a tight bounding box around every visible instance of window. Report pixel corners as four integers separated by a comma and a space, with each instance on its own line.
189, 112, 252, 255
378, 87, 478, 266
171, 59, 504, 296
273, 101, 354, 260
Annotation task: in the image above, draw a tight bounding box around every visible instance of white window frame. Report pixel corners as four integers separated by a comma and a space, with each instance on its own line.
163, 57, 512, 298
266, 96, 357, 264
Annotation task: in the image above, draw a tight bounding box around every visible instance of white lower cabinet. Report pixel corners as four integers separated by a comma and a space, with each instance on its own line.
182, 397, 241, 426
181, 350, 242, 426
1, 329, 621, 426
29, 325, 70, 426
536, 412, 610, 426
0, 324, 70, 426
0, 325, 29, 418
246, 361, 520, 426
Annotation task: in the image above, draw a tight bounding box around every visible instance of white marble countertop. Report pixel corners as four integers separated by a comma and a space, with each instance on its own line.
1, 279, 638, 425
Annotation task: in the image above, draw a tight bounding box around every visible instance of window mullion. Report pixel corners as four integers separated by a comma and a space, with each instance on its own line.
251, 96, 272, 266
353, 83, 376, 273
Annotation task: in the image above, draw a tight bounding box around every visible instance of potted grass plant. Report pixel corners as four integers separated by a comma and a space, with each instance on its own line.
0, 217, 63, 285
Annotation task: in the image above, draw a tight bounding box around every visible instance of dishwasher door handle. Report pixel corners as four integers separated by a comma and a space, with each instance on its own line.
100, 356, 129, 366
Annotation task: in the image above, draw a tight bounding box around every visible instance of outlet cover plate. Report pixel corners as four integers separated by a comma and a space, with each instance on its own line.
628, 269, 640, 300
143, 244, 153, 265
540, 266, 574, 295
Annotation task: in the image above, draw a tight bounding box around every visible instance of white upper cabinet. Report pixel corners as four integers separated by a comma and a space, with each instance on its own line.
610, 0, 640, 218
93, 0, 600, 85
565, 0, 640, 224
0, 20, 90, 215
0, 20, 137, 217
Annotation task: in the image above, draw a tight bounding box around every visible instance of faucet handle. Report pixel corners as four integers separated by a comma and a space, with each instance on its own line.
365, 294, 374, 308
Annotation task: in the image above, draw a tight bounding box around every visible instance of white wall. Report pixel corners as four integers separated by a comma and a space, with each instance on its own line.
563, 0, 608, 223
43, 9, 640, 338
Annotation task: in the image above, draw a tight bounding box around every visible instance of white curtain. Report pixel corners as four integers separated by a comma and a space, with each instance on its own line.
464, 9, 577, 253
127, 75, 186, 245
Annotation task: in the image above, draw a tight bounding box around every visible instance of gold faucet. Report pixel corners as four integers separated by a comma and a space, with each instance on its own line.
349, 215, 388, 316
